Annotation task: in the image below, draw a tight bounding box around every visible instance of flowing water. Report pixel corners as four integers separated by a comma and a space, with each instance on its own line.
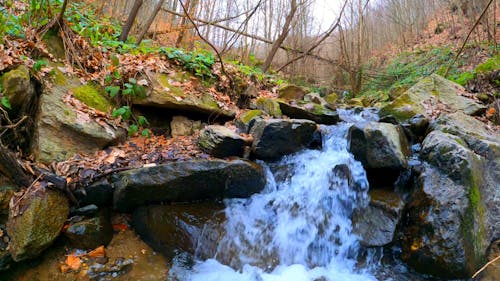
171, 109, 382, 281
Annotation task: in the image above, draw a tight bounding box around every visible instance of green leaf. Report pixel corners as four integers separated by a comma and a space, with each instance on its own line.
110, 54, 119, 66
137, 115, 148, 126
105, 86, 120, 98
124, 83, 133, 89
141, 129, 151, 137
128, 124, 138, 136
122, 88, 133, 95
111, 106, 131, 119
1, 96, 11, 109
113, 70, 121, 79
128, 77, 137, 84
105, 74, 113, 84
33, 60, 47, 72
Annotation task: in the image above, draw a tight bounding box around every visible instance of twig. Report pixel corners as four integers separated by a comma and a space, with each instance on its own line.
444, 0, 495, 77
472, 254, 500, 279
177, 0, 234, 93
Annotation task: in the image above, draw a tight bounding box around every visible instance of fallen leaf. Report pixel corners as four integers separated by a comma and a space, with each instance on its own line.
65, 254, 82, 270
112, 223, 129, 231
88, 245, 106, 258
486, 107, 496, 119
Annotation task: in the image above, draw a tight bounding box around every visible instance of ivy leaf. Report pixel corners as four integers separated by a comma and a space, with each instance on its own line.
105, 86, 120, 98
128, 77, 137, 84
1, 96, 11, 109
141, 129, 151, 137
110, 54, 120, 66
128, 124, 139, 136
137, 115, 148, 126
33, 60, 47, 72
111, 106, 131, 119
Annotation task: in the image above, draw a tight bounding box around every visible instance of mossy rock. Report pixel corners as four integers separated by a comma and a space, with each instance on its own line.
133, 73, 235, 119
42, 31, 65, 60
0, 65, 35, 113
239, 110, 264, 125
324, 93, 338, 106
7, 189, 69, 262
255, 97, 282, 117
347, 98, 364, 107
381, 74, 486, 122
278, 84, 307, 100
72, 84, 113, 112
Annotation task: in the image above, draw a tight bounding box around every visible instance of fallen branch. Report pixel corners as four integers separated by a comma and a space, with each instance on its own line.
472, 254, 500, 279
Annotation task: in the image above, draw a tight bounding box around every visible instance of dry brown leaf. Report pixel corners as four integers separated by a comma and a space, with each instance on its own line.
88, 245, 106, 258
65, 254, 82, 270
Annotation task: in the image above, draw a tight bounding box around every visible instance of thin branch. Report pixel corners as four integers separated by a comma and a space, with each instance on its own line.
177, 0, 233, 91
472, 254, 500, 279
276, 0, 347, 72
444, 0, 495, 77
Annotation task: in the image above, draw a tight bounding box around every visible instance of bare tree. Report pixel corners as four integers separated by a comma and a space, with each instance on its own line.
136, 0, 166, 44
119, 0, 143, 42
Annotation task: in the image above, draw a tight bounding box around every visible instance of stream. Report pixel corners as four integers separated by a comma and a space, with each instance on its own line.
171, 109, 386, 281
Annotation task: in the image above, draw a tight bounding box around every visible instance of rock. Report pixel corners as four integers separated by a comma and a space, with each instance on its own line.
74, 178, 113, 207
477, 240, 500, 281
0, 183, 16, 220
240, 84, 259, 99
113, 159, 266, 212
63, 211, 113, 250
347, 98, 365, 107
235, 109, 264, 133
0, 225, 11, 271
278, 100, 340, 125
278, 84, 307, 100
71, 204, 99, 217
34, 67, 125, 163
132, 202, 225, 259
255, 97, 282, 117
0, 65, 36, 114
380, 74, 486, 121
250, 119, 318, 160
198, 125, 245, 158
170, 116, 201, 137
7, 189, 69, 262
133, 73, 235, 119
430, 112, 500, 240
304, 93, 327, 105
402, 165, 488, 279
324, 93, 339, 108
348, 122, 411, 170
408, 114, 430, 141
353, 189, 404, 247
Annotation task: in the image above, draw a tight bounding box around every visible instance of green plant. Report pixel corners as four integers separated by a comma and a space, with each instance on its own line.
0, 84, 10, 109
159, 47, 215, 79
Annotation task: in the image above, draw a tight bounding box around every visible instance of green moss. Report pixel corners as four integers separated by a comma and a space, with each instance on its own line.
72, 84, 112, 112
49, 67, 67, 86
200, 93, 219, 109
239, 110, 263, 124
256, 97, 282, 117
380, 93, 417, 121
324, 93, 338, 105
156, 73, 186, 98
312, 104, 326, 115
475, 55, 500, 73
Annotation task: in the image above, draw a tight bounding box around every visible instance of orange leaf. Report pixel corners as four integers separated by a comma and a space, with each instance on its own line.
65, 254, 81, 270
486, 107, 496, 118
112, 223, 129, 231
88, 245, 106, 258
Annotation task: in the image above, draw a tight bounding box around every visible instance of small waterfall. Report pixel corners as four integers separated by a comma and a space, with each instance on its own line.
172, 109, 380, 281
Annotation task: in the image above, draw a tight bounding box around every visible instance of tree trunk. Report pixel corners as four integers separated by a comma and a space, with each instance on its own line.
0, 145, 31, 188
119, 0, 143, 42
262, 0, 298, 73
136, 0, 166, 44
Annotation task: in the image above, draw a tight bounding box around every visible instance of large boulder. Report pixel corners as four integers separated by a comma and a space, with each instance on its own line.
402, 165, 488, 279
255, 97, 282, 117
132, 202, 225, 259
7, 189, 69, 262
278, 100, 340, 125
133, 73, 235, 119
250, 119, 318, 160
34, 67, 124, 163
348, 122, 411, 170
431, 112, 500, 241
278, 84, 307, 100
198, 125, 246, 158
113, 159, 266, 212
353, 189, 404, 247
380, 74, 486, 121
170, 116, 201, 137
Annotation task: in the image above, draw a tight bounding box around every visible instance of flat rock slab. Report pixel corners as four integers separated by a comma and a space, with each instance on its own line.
278, 100, 340, 125
113, 159, 266, 212
380, 74, 486, 121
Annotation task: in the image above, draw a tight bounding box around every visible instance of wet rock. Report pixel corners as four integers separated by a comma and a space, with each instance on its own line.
71, 204, 99, 217
198, 125, 245, 158
132, 202, 225, 259
255, 97, 282, 117
250, 118, 318, 160
113, 159, 266, 212
429, 112, 500, 241
0, 65, 36, 115
278, 100, 340, 125
353, 189, 404, 247
378, 115, 399, 125
278, 84, 307, 100
477, 240, 500, 281
402, 165, 488, 279
87, 257, 134, 279
64, 210, 113, 250
74, 178, 113, 207
324, 93, 339, 108
170, 116, 202, 137
7, 189, 69, 262
380, 74, 486, 122
0, 225, 12, 271
0, 183, 16, 221
34, 67, 125, 163
133, 72, 235, 119
408, 114, 430, 142
348, 122, 411, 170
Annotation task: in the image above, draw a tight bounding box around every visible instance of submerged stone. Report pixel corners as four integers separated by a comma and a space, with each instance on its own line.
64, 210, 113, 250
132, 202, 225, 259
113, 159, 266, 212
